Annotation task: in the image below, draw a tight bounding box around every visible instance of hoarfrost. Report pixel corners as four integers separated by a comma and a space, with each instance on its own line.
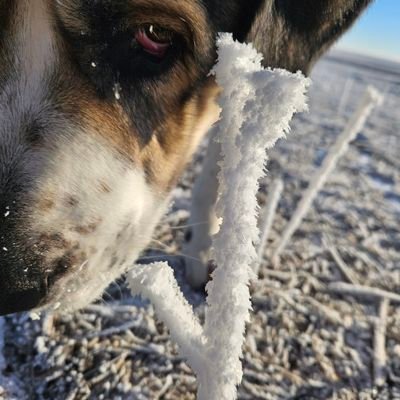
202, 33, 309, 400
129, 33, 310, 400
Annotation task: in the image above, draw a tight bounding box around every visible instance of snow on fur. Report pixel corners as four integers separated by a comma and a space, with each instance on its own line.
129, 33, 310, 400
256, 178, 284, 267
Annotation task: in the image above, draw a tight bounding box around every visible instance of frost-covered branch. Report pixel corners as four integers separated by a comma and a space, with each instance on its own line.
201, 34, 309, 400
127, 263, 206, 371
325, 282, 400, 304
129, 33, 309, 400
373, 298, 389, 387
256, 178, 284, 270
337, 78, 354, 116
323, 235, 358, 285
183, 131, 221, 288
273, 87, 383, 260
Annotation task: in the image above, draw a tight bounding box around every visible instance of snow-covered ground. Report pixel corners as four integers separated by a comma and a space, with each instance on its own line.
1, 51, 400, 400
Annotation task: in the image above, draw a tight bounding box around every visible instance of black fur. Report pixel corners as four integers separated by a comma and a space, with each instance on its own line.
203, 0, 264, 42
206, 0, 373, 73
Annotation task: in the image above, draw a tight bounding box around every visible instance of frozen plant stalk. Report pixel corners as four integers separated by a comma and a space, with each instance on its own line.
201, 34, 309, 400
337, 78, 354, 116
373, 298, 389, 387
129, 33, 309, 400
273, 86, 383, 260
256, 178, 284, 270
182, 131, 222, 288
127, 263, 206, 374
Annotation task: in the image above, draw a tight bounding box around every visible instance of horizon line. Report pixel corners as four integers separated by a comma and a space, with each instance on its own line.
334, 44, 400, 64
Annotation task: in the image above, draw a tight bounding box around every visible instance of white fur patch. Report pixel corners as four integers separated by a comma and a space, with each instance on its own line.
29, 132, 168, 312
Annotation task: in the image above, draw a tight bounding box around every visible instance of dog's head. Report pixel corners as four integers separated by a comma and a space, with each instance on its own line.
0, 0, 370, 315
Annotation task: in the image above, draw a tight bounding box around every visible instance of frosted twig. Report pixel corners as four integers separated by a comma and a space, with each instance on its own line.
346, 246, 384, 272
183, 131, 222, 288
312, 335, 339, 382
323, 236, 358, 284
42, 311, 56, 337
273, 86, 383, 260
305, 297, 344, 326
256, 178, 284, 271
84, 304, 139, 317
325, 282, 400, 304
83, 320, 144, 340
127, 33, 309, 400
128, 263, 206, 372
337, 78, 354, 115
155, 375, 173, 399
373, 298, 389, 387
241, 380, 278, 400
202, 34, 309, 400
255, 289, 344, 326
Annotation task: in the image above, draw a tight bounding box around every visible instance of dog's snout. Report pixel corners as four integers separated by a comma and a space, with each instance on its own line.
0, 253, 48, 316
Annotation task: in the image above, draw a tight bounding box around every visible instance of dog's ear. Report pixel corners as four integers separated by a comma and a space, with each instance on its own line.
206, 0, 372, 74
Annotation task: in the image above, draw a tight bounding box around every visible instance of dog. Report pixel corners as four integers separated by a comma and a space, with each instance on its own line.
0, 0, 372, 315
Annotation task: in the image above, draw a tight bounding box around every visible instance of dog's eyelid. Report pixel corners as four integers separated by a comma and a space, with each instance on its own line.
54, 1, 210, 56
127, 15, 192, 44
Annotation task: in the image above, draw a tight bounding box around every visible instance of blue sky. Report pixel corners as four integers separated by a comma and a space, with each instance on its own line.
336, 0, 400, 61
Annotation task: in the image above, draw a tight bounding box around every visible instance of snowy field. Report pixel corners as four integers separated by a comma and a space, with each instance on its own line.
1, 50, 400, 399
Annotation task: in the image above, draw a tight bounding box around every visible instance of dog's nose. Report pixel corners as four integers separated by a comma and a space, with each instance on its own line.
0, 234, 47, 316
0, 195, 48, 315
0, 285, 45, 316
0, 257, 47, 316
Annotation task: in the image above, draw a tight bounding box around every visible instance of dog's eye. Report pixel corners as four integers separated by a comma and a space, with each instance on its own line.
135, 25, 173, 59
60, 20, 183, 97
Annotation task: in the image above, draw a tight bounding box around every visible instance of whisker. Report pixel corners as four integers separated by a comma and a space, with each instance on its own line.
168, 221, 209, 230
151, 239, 205, 263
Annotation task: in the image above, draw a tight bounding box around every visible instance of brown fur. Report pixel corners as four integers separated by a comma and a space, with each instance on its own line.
52, 0, 219, 192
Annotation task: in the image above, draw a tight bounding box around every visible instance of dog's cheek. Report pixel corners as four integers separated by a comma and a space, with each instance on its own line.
140, 79, 221, 192
27, 130, 168, 287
